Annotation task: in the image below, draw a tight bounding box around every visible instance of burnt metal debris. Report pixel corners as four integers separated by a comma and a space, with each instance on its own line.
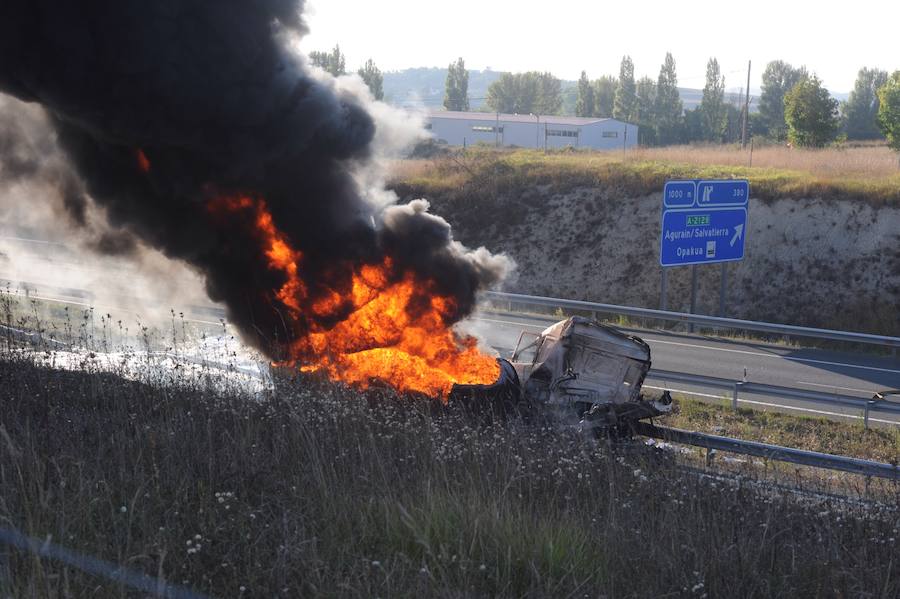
450, 316, 670, 434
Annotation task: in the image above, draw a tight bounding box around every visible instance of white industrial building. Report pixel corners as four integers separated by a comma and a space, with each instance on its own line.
426, 111, 638, 150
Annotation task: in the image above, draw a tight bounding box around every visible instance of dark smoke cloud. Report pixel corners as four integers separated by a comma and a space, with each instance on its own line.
0, 95, 138, 254
0, 1, 509, 354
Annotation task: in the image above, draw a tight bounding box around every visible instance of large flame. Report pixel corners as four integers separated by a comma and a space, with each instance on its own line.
207, 196, 500, 397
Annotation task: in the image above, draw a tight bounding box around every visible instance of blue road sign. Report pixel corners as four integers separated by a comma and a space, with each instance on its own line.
660, 180, 749, 267
663, 180, 696, 208
696, 179, 749, 207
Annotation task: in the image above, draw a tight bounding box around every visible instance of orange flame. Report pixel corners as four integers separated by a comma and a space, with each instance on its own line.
135, 149, 151, 173
207, 195, 499, 397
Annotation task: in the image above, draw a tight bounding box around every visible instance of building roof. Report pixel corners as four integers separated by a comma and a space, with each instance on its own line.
428, 110, 616, 126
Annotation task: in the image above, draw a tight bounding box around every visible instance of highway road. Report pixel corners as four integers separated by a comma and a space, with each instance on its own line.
7, 281, 900, 425
466, 311, 900, 425
3, 235, 899, 425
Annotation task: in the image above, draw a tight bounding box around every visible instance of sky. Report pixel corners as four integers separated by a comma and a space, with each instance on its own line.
299, 0, 899, 93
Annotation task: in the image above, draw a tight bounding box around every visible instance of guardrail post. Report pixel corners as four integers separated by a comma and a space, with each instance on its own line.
660, 267, 668, 311
732, 381, 744, 410
689, 265, 698, 333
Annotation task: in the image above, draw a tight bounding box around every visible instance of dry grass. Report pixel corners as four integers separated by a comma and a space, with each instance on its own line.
390, 145, 900, 207
1, 352, 899, 598
669, 396, 900, 464
630, 143, 900, 179
1, 291, 899, 597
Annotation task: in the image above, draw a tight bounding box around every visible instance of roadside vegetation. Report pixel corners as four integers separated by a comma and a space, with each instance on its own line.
391, 145, 900, 207
1, 283, 899, 597
669, 396, 900, 464
1, 348, 898, 598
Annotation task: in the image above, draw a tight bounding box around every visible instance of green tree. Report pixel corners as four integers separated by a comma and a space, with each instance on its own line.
843, 67, 888, 140
758, 60, 807, 140
486, 72, 522, 113
654, 52, 683, 145
634, 76, 657, 145
722, 101, 744, 143
575, 71, 594, 117
699, 57, 726, 142
877, 71, 900, 155
613, 56, 636, 121
443, 57, 470, 111
309, 45, 346, 77
682, 107, 703, 144
357, 59, 384, 101
784, 75, 839, 147
533, 72, 563, 115
593, 75, 617, 117
486, 72, 562, 115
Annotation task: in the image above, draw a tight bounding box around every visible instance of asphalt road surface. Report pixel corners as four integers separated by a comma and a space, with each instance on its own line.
467, 311, 900, 426
3, 235, 899, 425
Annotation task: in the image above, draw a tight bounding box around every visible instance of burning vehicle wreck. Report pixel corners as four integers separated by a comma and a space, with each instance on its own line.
451, 316, 671, 433
0, 2, 664, 434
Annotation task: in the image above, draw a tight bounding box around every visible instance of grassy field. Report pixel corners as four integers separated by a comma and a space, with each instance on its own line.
1, 346, 899, 598
391, 144, 900, 206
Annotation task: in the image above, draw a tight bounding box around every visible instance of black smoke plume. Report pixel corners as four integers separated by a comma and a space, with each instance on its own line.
0, 1, 509, 354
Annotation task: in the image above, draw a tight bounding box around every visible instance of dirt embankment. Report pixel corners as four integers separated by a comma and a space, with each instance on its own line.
394, 183, 900, 336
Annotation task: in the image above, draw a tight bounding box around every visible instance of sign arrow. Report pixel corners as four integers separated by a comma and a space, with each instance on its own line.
701, 185, 712, 203
730, 223, 744, 247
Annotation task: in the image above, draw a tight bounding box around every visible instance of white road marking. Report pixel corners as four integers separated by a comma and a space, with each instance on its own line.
473, 316, 549, 330
643, 384, 897, 425
797, 381, 875, 394
643, 384, 722, 400
643, 338, 900, 376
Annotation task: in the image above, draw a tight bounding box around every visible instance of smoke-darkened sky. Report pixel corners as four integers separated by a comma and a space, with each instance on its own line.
0, 0, 510, 356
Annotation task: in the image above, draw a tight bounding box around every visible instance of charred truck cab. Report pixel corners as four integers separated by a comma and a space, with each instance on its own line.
451, 316, 671, 434
511, 316, 670, 433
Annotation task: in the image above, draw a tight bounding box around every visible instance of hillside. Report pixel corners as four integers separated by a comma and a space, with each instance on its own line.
390, 148, 900, 336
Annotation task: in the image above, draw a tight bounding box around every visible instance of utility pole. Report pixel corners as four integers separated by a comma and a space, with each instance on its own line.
741, 60, 751, 149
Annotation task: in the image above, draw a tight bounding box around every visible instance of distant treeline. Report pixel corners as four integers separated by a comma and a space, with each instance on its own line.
308, 45, 900, 150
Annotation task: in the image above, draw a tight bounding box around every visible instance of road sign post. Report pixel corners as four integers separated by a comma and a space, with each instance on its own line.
660, 267, 668, 311
660, 180, 749, 320
719, 262, 727, 317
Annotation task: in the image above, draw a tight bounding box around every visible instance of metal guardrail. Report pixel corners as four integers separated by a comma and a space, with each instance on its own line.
647, 368, 900, 428
0, 526, 210, 598
632, 422, 900, 480
6, 280, 898, 352
484, 291, 900, 352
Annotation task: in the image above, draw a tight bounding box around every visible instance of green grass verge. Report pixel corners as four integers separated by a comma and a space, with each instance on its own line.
668, 396, 900, 464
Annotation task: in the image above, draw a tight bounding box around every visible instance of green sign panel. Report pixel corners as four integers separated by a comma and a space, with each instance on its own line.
686, 214, 710, 226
